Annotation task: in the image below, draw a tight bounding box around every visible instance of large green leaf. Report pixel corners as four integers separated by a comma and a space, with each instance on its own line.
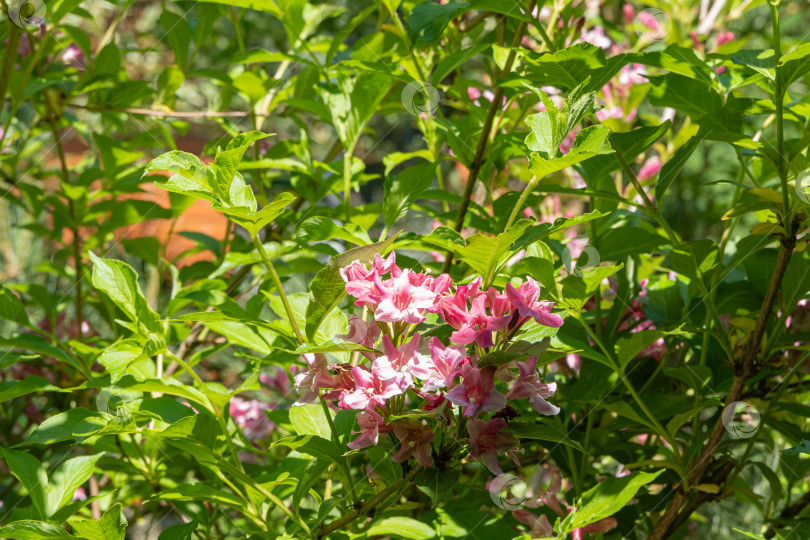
383, 161, 437, 228
48, 454, 105, 517
69, 503, 127, 540
0, 448, 48, 519
0, 285, 31, 328
455, 220, 532, 280
528, 125, 613, 178
212, 131, 271, 201
320, 72, 392, 148
415, 468, 460, 505
0, 376, 67, 402
0, 521, 75, 539
565, 470, 664, 532
504, 422, 583, 450
366, 517, 437, 539
89, 253, 162, 335
273, 435, 342, 462
289, 404, 332, 439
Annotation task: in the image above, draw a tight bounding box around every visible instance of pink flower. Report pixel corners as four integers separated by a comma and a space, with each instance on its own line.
505, 277, 564, 328
293, 353, 334, 404
347, 408, 391, 450
230, 396, 275, 439
505, 358, 560, 415
467, 418, 520, 474
716, 31, 735, 47
340, 253, 398, 307
513, 510, 554, 538
374, 271, 438, 324
61, 43, 86, 70
72, 487, 87, 502
446, 366, 506, 417
341, 366, 406, 410
622, 4, 635, 24
451, 295, 512, 348
422, 337, 468, 392
371, 334, 431, 386
638, 158, 662, 181
259, 365, 291, 395
340, 314, 380, 359
391, 419, 435, 467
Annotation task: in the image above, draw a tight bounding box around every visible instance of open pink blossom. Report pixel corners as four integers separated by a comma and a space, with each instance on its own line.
372, 334, 432, 386
293, 353, 334, 404
505, 277, 564, 328
505, 357, 560, 415
638, 159, 662, 181
340, 253, 398, 307
450, 294, 512, 348
391, 419, 435, 467
446, 366, 506, 417
422, 337, 468, 392
341, 366, 406, 410
467, 418, 520, 474
347, 408, 391, 450
374, 271, 438, 324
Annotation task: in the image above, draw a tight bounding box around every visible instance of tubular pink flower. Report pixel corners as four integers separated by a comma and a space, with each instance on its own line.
446, 366, 506, 417
391, 419, 435, 467
422, 337, 468, 392
293, 353, 334, 404
505, 357, 560, 416
467, 418, 520, 475
374, 271, 438, 324
347, 408, 391, 450
371, 334, 431, 386
340, 314, 380, 359
342, 366, 406, 410
505, 277, 564, 328
451, 295, 512, 348
513, 510, 553, 538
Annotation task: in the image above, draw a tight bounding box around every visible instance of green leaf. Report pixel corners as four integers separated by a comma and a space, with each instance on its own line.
656, 136, 701, 201
729, 49, 775, 81
320, 72, 392, 148
146, 151, 215, 202
97, 339, 150, 384
647, 74, 722, 120
455, 220, 532, 280
566, 470, 664, 531
781, 440, 810, 456
415, 468, 460, 505
0, 376, 67, 402
212, 131, 272, 201
159, 10, 191, 69
23, 409, 105, 446
89, 253, 161, 335
48, 454, 104, 517
528, 125, 613, 178
289, 404, 332, 439
157, 520, 198, 540
0, 449, 48, 519
616, 330, 665, 370
273, 435, 342, 462
478, 339, 552, 368
504, 423, 583, 451
217, 190, 296, 237
367, 517, 437, 539
408, 1, 469, 43
0, 521, 75, 539
155, 484, 250, 513
0, 285, 31, 328
383, 162, 438, 228
296, 217, 371, 246
69, 504, 127, 540
304, 235, 398, 340
778, 42, 810, 89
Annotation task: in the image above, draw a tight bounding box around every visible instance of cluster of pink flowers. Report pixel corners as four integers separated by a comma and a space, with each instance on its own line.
292, 252, 564, 472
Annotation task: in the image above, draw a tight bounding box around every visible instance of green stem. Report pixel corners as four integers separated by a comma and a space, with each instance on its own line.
251, 234, 306, 344
343, 141, 357, 224
505, 175, 540, 232
770, 1, 790, 217
320, 398, 358, 505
